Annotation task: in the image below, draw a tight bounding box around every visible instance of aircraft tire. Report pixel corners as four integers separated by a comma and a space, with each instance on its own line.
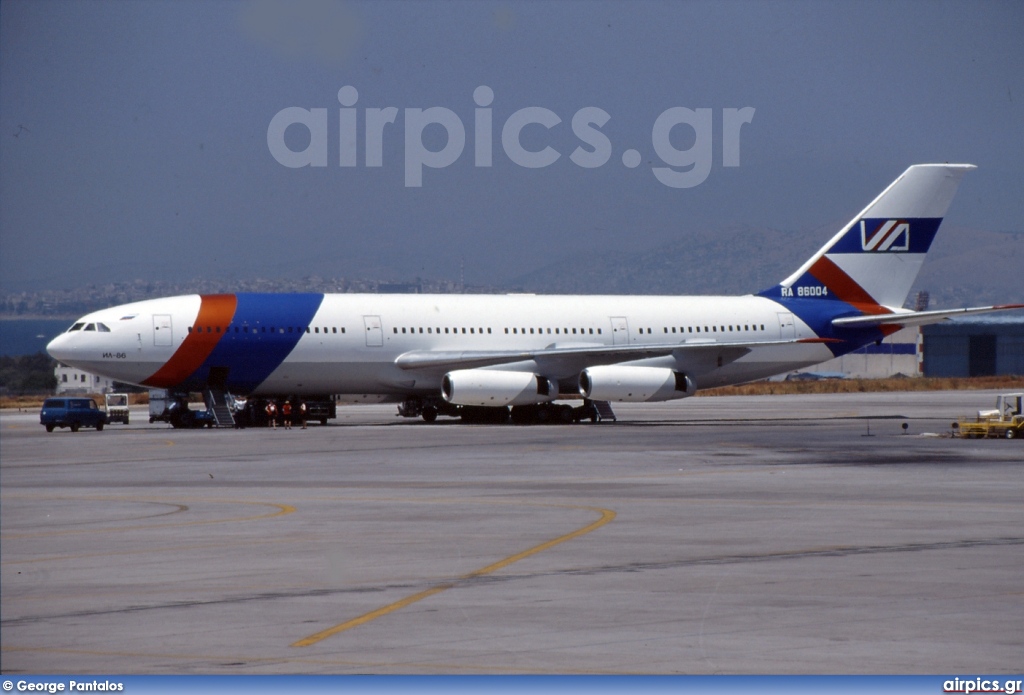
422, 406, 438, 423
45, 424, 54, 432
71, 423, 80, 433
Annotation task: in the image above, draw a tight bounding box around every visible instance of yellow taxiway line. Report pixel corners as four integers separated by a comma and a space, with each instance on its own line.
292, 505, 616, 647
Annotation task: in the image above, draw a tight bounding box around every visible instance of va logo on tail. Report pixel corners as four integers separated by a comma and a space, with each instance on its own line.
861, 219, 909, 252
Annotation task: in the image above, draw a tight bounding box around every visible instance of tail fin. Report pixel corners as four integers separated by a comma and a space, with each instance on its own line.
760, 164, 975, 310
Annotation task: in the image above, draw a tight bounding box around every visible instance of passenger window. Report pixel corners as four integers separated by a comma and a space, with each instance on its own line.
188, 327, 193, 333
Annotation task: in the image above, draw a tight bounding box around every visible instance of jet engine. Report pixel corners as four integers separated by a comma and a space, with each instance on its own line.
441, 369, 559, 407
578, 366, 696, 402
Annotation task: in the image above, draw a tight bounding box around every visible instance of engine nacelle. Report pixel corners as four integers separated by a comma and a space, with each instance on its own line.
441, 369, 558, 407
578, 366, 696, 402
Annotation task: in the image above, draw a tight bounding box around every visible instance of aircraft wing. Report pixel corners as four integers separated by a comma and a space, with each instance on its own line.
394, 337, 837, 372
831, 304, 1024, 329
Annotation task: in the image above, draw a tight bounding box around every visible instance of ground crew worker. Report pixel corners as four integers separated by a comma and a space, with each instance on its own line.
282, 400, 292, 429
299, 401, 308, 429
265, 400, 277, 428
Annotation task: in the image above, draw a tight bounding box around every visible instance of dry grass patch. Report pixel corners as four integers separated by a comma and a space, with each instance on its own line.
697, 375, 1024, 397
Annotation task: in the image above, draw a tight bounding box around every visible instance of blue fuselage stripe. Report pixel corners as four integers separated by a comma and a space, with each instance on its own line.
178, 293, 325, 392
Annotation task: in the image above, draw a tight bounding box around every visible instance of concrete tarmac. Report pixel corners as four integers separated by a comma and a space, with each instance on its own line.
1, 390, 1022, 674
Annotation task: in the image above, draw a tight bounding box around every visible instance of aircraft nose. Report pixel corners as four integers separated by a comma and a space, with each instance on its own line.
46, 332, 73, 363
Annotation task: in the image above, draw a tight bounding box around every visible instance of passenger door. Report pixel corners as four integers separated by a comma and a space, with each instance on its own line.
777, 312, 796, 340
363, 315, 383, 347
610, 317, 629, 345
153, 315, 173, 347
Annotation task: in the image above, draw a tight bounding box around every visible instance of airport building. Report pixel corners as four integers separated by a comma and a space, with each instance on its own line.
922, 317, 1024, 377
54, 363, 117, 395
788, 326, 921, 380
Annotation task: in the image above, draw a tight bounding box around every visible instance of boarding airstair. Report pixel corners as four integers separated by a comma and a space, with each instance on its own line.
591, 399, 617, 422
203, 388, 236, 428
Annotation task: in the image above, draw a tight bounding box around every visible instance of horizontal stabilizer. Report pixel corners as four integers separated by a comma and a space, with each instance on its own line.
832, 304, 1024, 329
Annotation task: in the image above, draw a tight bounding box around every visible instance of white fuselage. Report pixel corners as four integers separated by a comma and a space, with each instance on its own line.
46, 292, 831, 398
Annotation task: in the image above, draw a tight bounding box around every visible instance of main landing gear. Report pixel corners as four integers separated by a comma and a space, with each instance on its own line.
397, 398, 611, 425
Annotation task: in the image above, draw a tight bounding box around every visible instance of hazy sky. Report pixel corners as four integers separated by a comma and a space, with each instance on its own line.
2, 0, 1022, 291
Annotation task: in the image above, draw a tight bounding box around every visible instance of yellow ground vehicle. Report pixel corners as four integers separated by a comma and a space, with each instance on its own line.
955, 393, 1024, 440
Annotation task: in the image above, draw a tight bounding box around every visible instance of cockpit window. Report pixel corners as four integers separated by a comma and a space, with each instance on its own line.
83, 324, 96, 331
68, 323, 85, 332
97, 323, 111, 332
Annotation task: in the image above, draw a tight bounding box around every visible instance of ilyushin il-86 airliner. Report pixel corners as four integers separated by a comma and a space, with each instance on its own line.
47, 164, 1022, 426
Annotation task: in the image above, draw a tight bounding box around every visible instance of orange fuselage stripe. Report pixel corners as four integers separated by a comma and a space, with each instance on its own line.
143, 294, 238, 388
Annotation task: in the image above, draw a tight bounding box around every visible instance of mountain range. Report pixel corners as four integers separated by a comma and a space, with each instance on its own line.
508, 224, 1024, 309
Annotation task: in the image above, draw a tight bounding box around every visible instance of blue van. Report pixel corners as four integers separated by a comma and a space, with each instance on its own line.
40, 397, 107, 432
